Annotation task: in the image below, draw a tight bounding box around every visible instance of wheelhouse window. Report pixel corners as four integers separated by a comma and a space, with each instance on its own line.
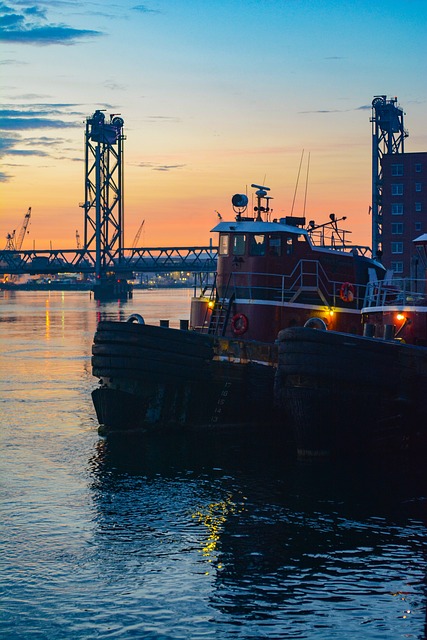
219, 234, 229, 255
268, 235, 282, 256
249, 234, 266, 256
232, 234, 246, 255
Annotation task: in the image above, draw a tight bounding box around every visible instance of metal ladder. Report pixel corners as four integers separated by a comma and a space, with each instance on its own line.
205, 273, 234, 336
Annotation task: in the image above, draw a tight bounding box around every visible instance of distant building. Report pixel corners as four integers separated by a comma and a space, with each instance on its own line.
381, 151, 427, 277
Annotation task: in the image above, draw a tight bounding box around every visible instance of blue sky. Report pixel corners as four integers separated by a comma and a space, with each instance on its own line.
1, 0, 426, 247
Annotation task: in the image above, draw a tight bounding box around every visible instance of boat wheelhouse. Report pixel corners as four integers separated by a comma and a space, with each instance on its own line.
190, 185, 385, 342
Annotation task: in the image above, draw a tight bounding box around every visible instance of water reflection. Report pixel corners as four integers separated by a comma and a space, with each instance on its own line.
2, 290, 425, 638
89, 432, 427, 637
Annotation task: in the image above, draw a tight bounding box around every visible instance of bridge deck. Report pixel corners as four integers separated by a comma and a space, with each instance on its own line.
0, 246, 218, 275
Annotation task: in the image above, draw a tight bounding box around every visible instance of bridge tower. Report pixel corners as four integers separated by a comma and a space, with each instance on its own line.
83, 110, 131, 299
371, 95, 408, 258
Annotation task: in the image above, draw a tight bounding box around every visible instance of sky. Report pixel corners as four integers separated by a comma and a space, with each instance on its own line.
1, 0, 427, 250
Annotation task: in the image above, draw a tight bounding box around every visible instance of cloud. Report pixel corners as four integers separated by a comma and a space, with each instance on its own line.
139, 162, 186, 172
0, 105, 83, 165
0, 170, 12, 182
0, 107, 78, 117
154, 164, 185, 172
0, 58, 27, 65
299, 109, 343, 114
7, 148, 50, 156
0, 104, 86, 131
145, 115, 181, 123
0, 131, 22, 153
0, 2, 103, 45
132, 4, 160, 14
300, 104, 372, 114
0, 116, 80, 129
103, 81, 128, 92
25, 135, 70, 147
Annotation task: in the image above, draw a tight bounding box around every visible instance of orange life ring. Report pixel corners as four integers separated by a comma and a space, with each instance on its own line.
231, 313, 248, 336
340, 282, 355, 303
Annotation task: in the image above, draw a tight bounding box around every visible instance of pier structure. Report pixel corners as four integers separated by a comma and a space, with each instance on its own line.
371, 95, 408, 259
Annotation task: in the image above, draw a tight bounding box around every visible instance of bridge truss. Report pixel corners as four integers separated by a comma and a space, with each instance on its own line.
0, 246, 218, 276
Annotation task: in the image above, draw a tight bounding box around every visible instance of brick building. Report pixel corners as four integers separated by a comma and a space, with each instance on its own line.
381, 151, 427, 277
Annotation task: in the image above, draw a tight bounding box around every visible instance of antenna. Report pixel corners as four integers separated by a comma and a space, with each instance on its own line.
290, 150, 304, 216
303, 152, 310, 217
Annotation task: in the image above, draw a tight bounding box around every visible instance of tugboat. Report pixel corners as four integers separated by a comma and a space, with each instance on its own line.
91, 184, 385, 436
275, 234, 427, 457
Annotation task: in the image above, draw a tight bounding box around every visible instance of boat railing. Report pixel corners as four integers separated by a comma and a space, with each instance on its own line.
363, 278, 427, 308
223, 260, 366, 308
306, 227, 372, 257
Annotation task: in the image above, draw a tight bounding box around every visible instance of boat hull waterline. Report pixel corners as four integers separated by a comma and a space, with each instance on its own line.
275, 326, 427, 457
92, 320, 281, 436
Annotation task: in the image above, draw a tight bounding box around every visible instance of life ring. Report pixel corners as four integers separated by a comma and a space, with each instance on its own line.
304, 317, 327, 330
231, 313, 248, 336
340, 282, 355, 303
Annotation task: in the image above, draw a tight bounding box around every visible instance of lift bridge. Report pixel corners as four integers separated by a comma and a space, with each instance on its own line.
0, 111, 217, 299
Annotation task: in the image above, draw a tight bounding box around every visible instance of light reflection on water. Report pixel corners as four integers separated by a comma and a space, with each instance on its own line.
1, 290, 426, 639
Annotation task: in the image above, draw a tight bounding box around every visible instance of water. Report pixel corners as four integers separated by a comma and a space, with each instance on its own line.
1, 289, 426, 639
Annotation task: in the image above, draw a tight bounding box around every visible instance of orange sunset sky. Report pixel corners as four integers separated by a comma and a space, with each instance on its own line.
1, 0, 426, 251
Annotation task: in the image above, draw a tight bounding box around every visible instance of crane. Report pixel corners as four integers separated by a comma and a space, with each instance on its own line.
76, 230, 81, 249
132, 219, 145, 248
5, 207, 31, 251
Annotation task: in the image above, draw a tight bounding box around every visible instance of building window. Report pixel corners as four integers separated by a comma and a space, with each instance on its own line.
219, 234, 229, 255
392, 184, 403, 196
415, 202, 422, 212
415, 163, 422, 173
415, 183, 422, 192
391, 261, 404, 273
415, 222, 422, 232
392, 164, 403, 176
391, 223, 403, 234
392, 203, 403, 215
391, 242, 403, 254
